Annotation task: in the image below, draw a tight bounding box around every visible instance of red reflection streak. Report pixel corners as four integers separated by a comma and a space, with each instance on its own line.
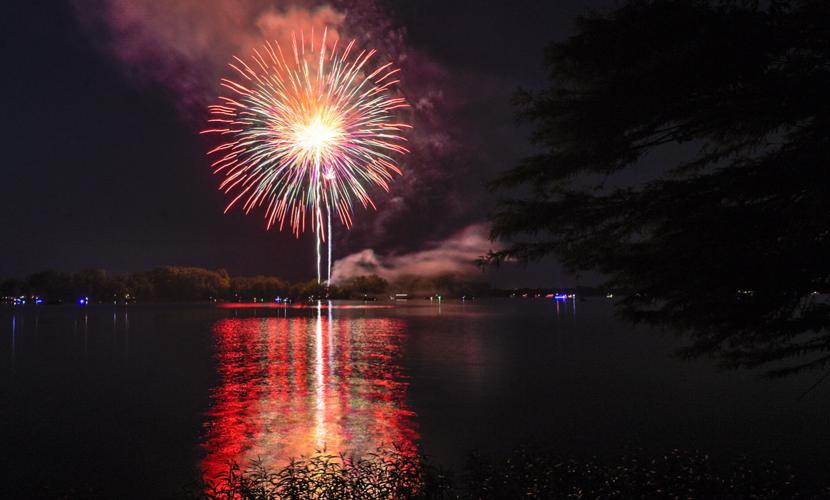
201, 308, 419, 482
216, 303, 394, 310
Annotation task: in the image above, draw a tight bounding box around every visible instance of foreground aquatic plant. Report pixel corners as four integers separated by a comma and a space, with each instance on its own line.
193, 447, 446, 500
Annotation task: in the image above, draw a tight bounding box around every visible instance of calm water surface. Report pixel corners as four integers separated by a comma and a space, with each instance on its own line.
1, 299, 828, 497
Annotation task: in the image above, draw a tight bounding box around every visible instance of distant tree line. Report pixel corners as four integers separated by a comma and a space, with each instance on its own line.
0, 267, 496, 303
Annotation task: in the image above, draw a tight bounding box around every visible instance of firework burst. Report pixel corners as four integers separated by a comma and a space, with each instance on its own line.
203, 29, 410, 283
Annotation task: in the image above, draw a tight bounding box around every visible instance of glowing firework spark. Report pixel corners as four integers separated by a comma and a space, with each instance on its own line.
203, 29, 410, 283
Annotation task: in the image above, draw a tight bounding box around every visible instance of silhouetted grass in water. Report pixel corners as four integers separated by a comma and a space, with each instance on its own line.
181, 447, 830, 499
192, 448, 444, 499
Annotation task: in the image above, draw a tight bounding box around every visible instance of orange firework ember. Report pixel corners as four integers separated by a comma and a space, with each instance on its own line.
202, 29, 410, 282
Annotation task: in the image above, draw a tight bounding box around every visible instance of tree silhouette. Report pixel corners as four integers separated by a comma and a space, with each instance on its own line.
339, 274, 389, 296
488, 0, 830, 375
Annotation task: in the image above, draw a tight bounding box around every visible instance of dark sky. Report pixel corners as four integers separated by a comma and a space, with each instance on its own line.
0, 0, 609, 284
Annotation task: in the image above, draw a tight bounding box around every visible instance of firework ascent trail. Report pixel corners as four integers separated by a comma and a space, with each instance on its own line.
202, 29, 410, 284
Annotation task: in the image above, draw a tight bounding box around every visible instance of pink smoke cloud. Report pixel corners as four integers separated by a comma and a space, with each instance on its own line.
331, 223, 499, 282
75, 0, 347, 114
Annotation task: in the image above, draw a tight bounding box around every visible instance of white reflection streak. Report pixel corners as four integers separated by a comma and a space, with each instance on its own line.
84, 313, 88, 357
314, 300, 326, 449
11, 315, 16, 368
113, 311, 117, 352
327, 301, 334, 374
124, 311, 129, 356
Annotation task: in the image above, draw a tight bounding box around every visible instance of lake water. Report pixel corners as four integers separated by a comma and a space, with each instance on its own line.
1, 299, 829, 497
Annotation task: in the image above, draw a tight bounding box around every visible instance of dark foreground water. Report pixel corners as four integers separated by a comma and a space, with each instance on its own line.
1, 299, 828, 498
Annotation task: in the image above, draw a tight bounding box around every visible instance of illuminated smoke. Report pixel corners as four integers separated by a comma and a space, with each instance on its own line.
75, 0, 346, 114
331, 223, 498, 282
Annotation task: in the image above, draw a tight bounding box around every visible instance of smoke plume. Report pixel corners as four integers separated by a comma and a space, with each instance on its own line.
74, 0, 346, 113
331, 223, 498, 282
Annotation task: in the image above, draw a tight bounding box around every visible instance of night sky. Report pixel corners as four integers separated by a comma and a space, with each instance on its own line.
1, 0, 608, 285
